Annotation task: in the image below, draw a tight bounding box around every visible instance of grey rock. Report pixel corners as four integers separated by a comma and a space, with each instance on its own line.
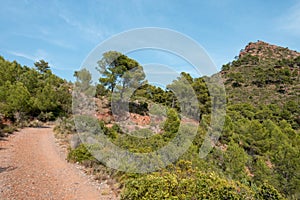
70, 134, 81, 149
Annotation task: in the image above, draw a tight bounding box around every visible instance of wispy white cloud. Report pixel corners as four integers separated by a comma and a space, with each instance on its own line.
12, 31, 75, 50
6, 50, 73, 71
278, 2, 300, 35
7, 50, 37, 62
58, 13, 110, 42
7, 49, 54, 67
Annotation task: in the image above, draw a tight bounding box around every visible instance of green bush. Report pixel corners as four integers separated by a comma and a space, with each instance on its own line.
37, 112, 55, 122
2, 125, 17, 134
67, 144, 94, 163
54, 117, 75, 135
255, 183, 286, 200
121, 164, 256, 200
163, 108, 180, 134
130, 128, 154, 138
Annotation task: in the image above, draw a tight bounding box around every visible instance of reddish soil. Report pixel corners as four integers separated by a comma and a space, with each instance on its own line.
0, 127, 117, 200
129, 113, 151, 125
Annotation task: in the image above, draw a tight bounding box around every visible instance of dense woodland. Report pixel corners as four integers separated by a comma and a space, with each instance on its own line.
1, 41, 299, 199
0, 57, 71, 133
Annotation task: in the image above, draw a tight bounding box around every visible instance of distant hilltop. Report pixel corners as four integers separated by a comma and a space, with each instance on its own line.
239, 40, 300, 60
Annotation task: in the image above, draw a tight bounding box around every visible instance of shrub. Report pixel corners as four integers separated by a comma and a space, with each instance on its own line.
37, 112, 55, 122
54, 117, 75, 135
255, 183, 286, 200
121, 164, 256, 200
2, 125, 17, 134
130, 128, 154, 138
67, 144, 94, 163
163, 108, 180, 134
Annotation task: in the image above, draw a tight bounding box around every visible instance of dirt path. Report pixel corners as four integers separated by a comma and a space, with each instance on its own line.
0, 126, 117, 200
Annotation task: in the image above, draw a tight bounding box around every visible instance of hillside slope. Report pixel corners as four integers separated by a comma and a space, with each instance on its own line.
221, 40, 299, 128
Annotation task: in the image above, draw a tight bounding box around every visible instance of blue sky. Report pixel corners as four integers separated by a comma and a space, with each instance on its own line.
0, 0, 300, 81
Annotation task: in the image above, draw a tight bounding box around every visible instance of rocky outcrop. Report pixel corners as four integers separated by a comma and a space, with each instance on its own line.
239, 40, 300, 60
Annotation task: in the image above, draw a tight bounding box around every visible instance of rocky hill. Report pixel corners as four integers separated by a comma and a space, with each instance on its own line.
221, 41, 299, 109
239, 40, 300, 61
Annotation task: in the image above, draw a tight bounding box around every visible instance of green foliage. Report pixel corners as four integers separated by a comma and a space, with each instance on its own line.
1, 124, 17, 135
96, 84, 108, 97
97, 51, 145, 98
37, 112, 55, 122
67, 144, 94, 163
98, 120, 118, 139
113, 132, 166, 153
191, 77, 211, 114
219, 104, 300, 198
231, 54, 259, 67
167, 72, 200, 119
163, 108, 180, 134
222, 63, 231, 71
34, 60, 50, 74
255, 183, 286, 200
149, 103, 167, 116
223, 46, 299, 112
130, 128, 154, 138
132, 72, 211, 117
251, 156, 273, 184
133, 84, 175, 108
0, 57, 71, 124
74, 69, 95, 95
223, 141, 248, 180
6, 82, 31, 120
121, 163, 257, 200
